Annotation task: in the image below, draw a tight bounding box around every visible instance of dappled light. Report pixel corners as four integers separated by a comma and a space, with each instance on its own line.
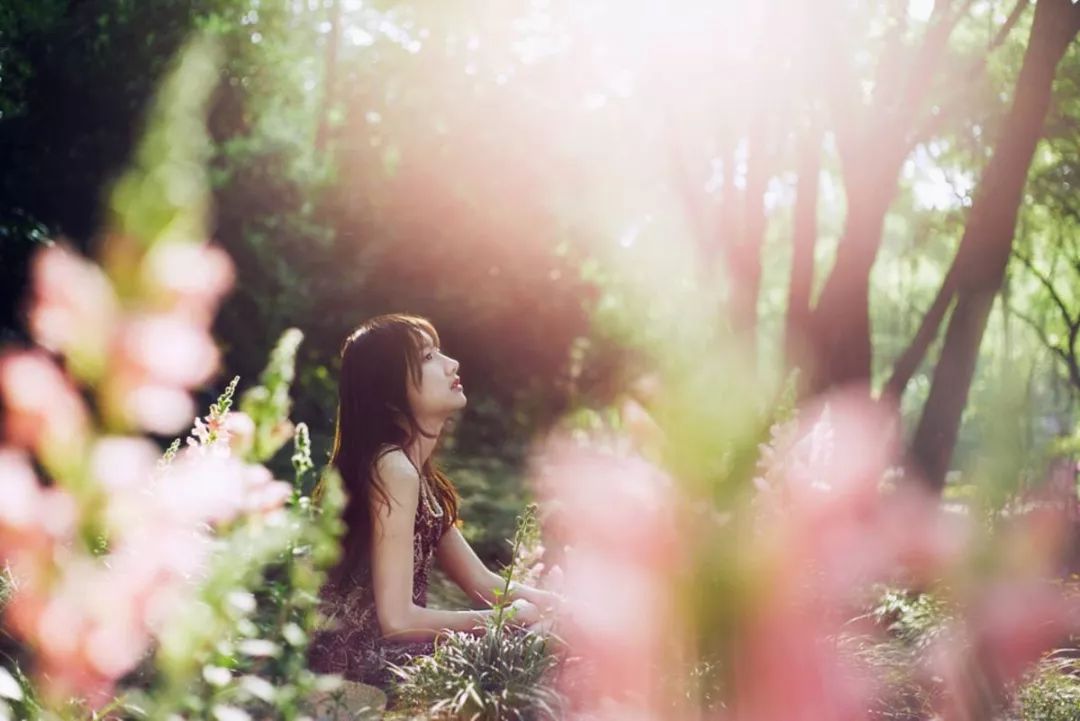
2, 1, 1080, 719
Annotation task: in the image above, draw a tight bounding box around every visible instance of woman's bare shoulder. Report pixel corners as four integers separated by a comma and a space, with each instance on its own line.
373, 447, 421, 491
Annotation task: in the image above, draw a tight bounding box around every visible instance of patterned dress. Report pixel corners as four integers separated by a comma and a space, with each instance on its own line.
308, 471, 449, 687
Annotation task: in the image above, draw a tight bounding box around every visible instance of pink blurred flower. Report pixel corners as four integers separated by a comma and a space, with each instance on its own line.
0, 448, 76, 590
756, 389, 967, 601
0, 447, 45, 530
0, 351, 90, 465
2, 433, 291, 707
90, 436, 161, 492
927, 499, 1080, 719
973, 580, 1080, 685
99, 312, 220, 434
114, 313, 220, 389
735, 595, 877, 721
5, 554, 159, 707
186, 409, 249, 458
535, 387, 975, 721
735, 390, 975, 719
102, 376, 197, 435
28, 244, 119, 381
533, 437, 681, 719
96, 438, 290, 544
0, 450, 136, 706
155, 453, 292, 526
223, 411, 256, 458
141, 241, 234, 325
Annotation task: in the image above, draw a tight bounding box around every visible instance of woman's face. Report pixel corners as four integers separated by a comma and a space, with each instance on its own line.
406, 330, 466, 418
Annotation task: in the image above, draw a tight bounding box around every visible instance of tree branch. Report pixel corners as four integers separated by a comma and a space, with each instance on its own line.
1013, 248, 1075, 326
899, 0, 976, 116
910, 0, 1029, 148
1009, 303, 1080, 392
883, 264, 958, 399
785, 121, 822, 368
986, 0, 1029, 55
871, 0, 913, 105
816, 3, 864, 183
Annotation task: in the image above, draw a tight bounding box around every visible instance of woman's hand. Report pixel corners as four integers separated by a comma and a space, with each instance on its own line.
526, 617, 559, 636
507, 598, 542, 627
526, 588, 566, 616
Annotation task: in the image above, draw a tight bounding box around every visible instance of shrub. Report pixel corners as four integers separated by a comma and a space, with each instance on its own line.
389, 505, 563, 720
1016, 654, 1080, 721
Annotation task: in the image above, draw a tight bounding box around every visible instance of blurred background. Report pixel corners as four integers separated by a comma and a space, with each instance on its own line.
1, 0, 1079, 572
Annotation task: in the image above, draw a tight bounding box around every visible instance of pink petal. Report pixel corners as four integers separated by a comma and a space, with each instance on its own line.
0, 447, 42, 528
142, 242, 234, 324
90, 436, 160, 492
0, 351, 89, 454
116, 314, 219, 388
28, 244, 118, 368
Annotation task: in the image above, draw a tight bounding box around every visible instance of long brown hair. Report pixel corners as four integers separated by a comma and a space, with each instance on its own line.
318, 313, 460, 582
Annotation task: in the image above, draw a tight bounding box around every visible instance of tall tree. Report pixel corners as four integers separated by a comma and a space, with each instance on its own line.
909, 0, 1080, 490
805, 0, 1022, 392
784, 120, 823, 369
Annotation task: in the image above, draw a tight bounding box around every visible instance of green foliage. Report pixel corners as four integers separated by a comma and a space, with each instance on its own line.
390, 504, 561, 720
134, 331, 345, 721
292, 421, 316, 494
0, 566, 12, 612
0, 663, 42, 721
498, 504, 540, 591
870, 586, 954, 649
448, 457, 531, 567
850, 587, 1080, 721
107, 34, 219, 254
0, 35, 345, 719
389, 629, 560, 721
241, 328, 304, 463
840, 588, 956, 721
1016, 654, 1080, 721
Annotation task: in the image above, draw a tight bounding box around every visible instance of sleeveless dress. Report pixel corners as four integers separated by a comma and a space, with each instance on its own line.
308, 469, 449, 687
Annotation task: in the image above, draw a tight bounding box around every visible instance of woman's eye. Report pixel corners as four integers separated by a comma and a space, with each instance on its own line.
424, 352, 434, 361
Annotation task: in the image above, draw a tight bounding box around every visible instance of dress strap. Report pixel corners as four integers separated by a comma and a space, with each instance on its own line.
417, 472, 445, 519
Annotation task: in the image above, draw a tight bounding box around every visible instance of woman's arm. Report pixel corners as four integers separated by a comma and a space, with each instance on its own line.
370, 450, 499, 641
435, 524, 563, 614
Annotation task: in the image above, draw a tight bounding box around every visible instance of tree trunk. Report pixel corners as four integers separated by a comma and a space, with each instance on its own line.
784, 123, 821, 370
805, 171, 897, 391
909, 0, 1080, 491
805, 0, 980, 393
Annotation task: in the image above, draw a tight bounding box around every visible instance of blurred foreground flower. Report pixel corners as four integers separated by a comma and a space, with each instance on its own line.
28, 243, 119, 382
0, 354, 292, 711
0, 39, 314, 716
534, 435, 682, 720
535, 386, 1080, 721
0, 351, 90, 479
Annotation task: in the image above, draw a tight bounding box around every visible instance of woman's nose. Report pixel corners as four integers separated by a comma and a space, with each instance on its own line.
447, 356, 460, 375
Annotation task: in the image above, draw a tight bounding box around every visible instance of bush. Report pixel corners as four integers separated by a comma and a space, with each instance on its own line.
389, 629, 560, 721
1016, 654, 1080, 721
846, 586, 1080, 721
390, 505, 563, 720
847, 587, 955, 721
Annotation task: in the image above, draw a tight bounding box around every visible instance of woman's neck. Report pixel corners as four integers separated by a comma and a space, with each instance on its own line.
404, 416, 446, 468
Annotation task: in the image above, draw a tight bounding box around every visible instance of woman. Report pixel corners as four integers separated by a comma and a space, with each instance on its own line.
308, 313, 559, 686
